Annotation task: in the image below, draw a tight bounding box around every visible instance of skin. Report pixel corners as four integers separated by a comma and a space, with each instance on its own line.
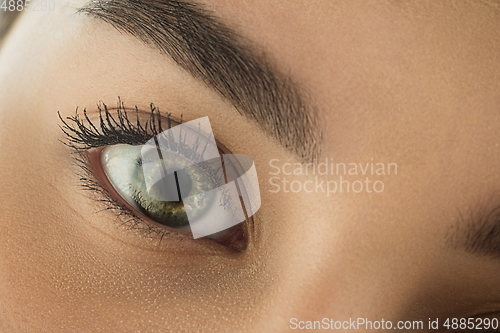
1, 0, 500, 332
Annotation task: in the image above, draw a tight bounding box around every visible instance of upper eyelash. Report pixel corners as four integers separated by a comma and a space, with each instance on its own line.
58, 99, 172, 150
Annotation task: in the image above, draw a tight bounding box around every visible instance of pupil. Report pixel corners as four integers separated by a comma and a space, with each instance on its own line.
175, 169, 193, 200
148, 169, 193, 202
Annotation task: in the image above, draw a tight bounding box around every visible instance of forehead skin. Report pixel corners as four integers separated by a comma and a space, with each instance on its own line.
0, 0, 500, 331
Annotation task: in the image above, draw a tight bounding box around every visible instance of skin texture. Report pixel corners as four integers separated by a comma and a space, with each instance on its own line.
1, 0, 500, 332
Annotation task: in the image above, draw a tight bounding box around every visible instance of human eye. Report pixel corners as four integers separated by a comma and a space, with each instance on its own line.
58, 100, 251, 252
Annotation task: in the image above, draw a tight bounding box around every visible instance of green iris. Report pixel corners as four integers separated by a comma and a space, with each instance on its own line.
130, 151, 219, 230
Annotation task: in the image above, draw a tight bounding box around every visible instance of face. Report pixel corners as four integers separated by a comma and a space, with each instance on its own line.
1, 0, 500, 332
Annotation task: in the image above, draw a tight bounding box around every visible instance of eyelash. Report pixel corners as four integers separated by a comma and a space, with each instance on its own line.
59, 101, 170, 149
58, 101, 196, 243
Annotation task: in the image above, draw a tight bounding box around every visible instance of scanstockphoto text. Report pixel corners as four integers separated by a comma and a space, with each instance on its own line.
268, 158, 398, 196
290, 317, 499, 331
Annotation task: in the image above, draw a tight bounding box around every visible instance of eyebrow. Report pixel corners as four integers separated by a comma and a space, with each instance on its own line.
79, 0, 322, 162
447, 198, 500, 259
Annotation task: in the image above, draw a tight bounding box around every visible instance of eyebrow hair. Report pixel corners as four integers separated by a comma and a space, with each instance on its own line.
447, 197, 500, 259
79, 0, 322, 162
